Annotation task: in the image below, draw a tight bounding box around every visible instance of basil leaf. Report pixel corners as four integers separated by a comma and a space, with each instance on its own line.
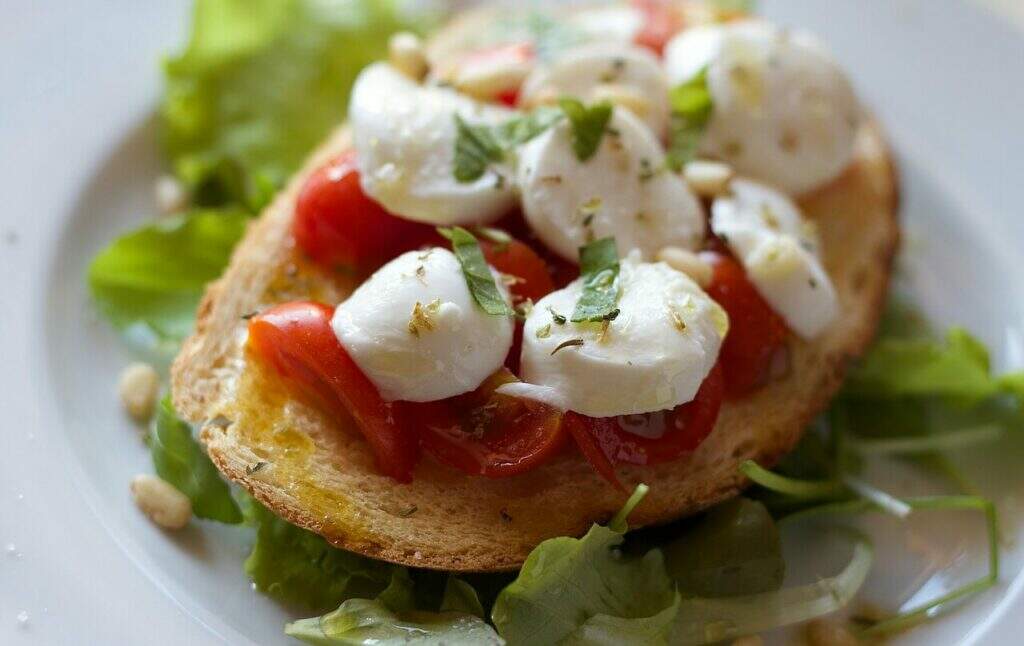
558, 97, 613, 162
149, 396, 242, 523
453, 108, 564, 183
571, 237, 621, 322
439, 227, 514, 316
453, 115, 504, 183
666, 67, 713, 171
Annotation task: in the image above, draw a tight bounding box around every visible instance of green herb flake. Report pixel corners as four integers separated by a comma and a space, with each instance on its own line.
571, 237, 621, 323
666, 67, 714, 171
558, 97, 614, 162
536, 323, 552, 339
548, 306, 567, 325
551, 338, 585, 355
438, 227, 513, 316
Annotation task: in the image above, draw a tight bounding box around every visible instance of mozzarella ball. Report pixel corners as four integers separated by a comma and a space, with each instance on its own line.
711, 178, 838, 338
518, 254, 727, 417
517, 108, 704, 263
349, 62, 517, 225
664, 21, 860, 195
332, 248, 514, 402
520, 42, 671, 138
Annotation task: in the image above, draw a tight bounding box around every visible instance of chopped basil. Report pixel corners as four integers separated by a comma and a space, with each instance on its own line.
548, 306, 567, 325
666, 67, 714, 171
437, 227, 514, 316
571, 237, 621, 323
453, 108, 563, 183
558, 97, 613, 162
453, 115, 504, 183
473, 226, 512, 252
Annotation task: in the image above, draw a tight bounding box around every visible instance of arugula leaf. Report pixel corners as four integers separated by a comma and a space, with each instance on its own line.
453, 108, 563, 183
162, 0, 415, 211
438, 227, 514, 316
666, 68, 713, 171
663, 498, 784, 598
491, 485, 676, 645
88, 209, 248, 351
286, 569, 502, 645
242, 495, 394, 612
149, 396, 242, 523
571, 237, 621, 322
558, 97, 613, 162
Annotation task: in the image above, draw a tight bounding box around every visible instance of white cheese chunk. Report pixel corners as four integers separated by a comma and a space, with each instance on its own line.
520, 42, 672, 138
332, 248, 514, 402
349, 62, 517, 225
664, 21, 861, 195
519, 254, 727, 418
711, 178, 838, 338
517, 108, 704, 262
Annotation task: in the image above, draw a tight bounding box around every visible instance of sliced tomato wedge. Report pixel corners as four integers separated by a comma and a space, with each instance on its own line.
566, 363, 725, 473
247, 302, 420, 482
632, 0, 684, 56
704, 252, 790, 398
293, 151, 438, 273
480, 236, 556, 304
414, 369, 567, 478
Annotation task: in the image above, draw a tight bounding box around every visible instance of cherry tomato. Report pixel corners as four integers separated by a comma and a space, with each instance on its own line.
480, 236, 556, 304
293, 151, 437, 273
247, 302, 420, 482
493, 211, 580, 288
632, 0, 684, 56
704, 252, 790, 398
566, 363, 725, 470
414, 369, 568, 478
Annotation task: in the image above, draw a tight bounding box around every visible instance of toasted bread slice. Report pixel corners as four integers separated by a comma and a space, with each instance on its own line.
172, 16, 898, 573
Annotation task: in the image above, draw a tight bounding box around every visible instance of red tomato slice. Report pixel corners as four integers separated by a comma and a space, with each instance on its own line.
566, 363, 725, 470
293, 151, 438, 273
480, 237, 556, 304
632, 0, 684, 56
415, 369, 567, 478
247, 302, 420, 482
704, 252, 790, 398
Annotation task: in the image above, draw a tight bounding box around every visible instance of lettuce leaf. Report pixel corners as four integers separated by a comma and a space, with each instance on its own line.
662, 498, 784, 598
242, 496, 394, 612
88, 208, 248, 351
285, 568, 502, 645
149, 396, 242, 523
162, 0, 416, 210
491, 486, 677, 645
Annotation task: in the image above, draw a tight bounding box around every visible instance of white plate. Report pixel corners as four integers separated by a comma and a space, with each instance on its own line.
1, 1, 1022, 644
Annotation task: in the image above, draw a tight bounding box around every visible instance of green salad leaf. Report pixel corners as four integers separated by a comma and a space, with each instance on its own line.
571, 237, 621, 323
844, 327, 1015, 401
286, 569, 503, 645
88, 209, 248, 350
492, 485, 677, 645
149, 396, 242, 523
666, 67, 713, 171
242, 496, 394, 612
663, 498, 785, 598
558, 97, 613, 162
162, 0, 416, 210
439, 227, 515, 316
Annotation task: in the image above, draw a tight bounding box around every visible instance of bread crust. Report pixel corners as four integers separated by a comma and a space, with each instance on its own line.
172, 11, 899, 572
